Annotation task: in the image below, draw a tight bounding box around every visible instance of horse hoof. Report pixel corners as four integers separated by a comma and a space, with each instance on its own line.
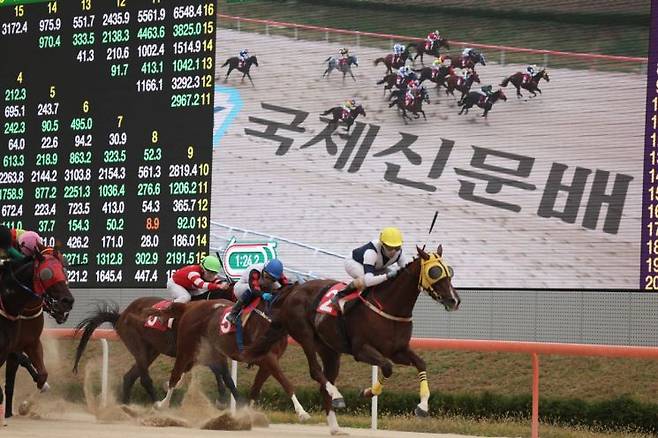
361, 388, 374, 398
40, 382, 50, 393
330, 429, 349, 436
332, 398, 346, 409
414, 406, 429, 417
298, 411, 311, 422
154, 401, 166, 410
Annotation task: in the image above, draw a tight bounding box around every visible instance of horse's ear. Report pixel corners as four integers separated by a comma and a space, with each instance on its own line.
437, 244, 443, 256
416, 246, 430, 260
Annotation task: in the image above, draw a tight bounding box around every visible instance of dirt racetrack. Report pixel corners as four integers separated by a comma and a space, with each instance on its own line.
6, 416, 509, 438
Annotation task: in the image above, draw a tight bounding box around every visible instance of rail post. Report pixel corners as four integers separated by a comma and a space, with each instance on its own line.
265, 23, 269, 37
531, 353, 539, 438
294, 26, 298, 40
230, 359, 238, 413
356, 31, 360, 48
101, 339, 109, 408
500, 50, 506, 66
325, 30, 329, 42
370, 366, 378, 430
543, 53, 548, 68
236, 18, 240, 32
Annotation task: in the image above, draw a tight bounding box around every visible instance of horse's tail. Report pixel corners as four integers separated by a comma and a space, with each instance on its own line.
321, 108, 334, 116
500, 76, 511, 87
72, 302, 120, 374
242, 319, 288, 363
374, 57, 385, 66
221, 58, 230, 68
323, 57, 333, 64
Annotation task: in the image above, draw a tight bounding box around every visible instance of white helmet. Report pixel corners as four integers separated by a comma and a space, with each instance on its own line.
400, 66, 410, 74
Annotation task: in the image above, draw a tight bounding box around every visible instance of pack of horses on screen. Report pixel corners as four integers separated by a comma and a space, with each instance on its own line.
219, 31, 550, 127
3, 240, 459, 435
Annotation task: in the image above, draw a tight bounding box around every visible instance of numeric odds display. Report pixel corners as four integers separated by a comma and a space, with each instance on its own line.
0, 0, 217, 288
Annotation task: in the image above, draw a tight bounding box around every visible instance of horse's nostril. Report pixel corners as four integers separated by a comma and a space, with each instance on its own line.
62, 296, 75, 306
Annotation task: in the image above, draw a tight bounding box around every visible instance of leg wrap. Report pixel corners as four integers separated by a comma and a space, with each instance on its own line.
418, 371, 430, 399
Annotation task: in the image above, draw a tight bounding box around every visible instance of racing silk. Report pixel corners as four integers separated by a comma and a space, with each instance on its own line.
4, 229, 26, 260
238, 262, 289, 292
426, 32, 439, 41
172, 264, 220, 291
351, 239, 409, 287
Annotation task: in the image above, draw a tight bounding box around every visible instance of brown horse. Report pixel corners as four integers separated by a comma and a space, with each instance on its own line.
221, 55, 259, 86
443, 70, 481, 100
408, 39, 450, 64
414, 66, 451, 88
73, 292, 238, 406
0, 252, 74, 424
500, 69, 550, 98
244, 246, 460, 435
4, 296, 51, 418
320, 105, 366, 132
374, 49, 410, 74
388, 86, 430, 123
459, 89, 507, 118
446, 52, 486, 70
156, 291, 311, 421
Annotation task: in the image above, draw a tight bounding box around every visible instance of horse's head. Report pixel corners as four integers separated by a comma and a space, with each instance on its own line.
348, 55, 358, 67
355, 104, 366, 117
541, 69, 550, 82
416, 245, 460, 311
471, 70, 481, 84
439, 37, 450, 49
477, 53, 486, 66
33, 249, 74, 323
495, 89, 507, 101
249, 56, 258, 66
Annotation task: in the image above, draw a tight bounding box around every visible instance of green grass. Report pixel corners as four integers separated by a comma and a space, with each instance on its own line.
219, 0, 648, 60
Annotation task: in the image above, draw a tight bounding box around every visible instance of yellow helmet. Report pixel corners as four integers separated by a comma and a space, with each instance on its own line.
379, 227, 403, 247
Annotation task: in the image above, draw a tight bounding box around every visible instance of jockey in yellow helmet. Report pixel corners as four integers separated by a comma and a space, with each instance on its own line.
331, 227, 409, 309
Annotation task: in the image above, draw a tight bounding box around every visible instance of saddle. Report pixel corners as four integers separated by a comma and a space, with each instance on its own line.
316, 283, 360, 316
338, 58, 348, 66
424, 41, 433, 51
218, 297, 261, 335
405, 94, 415, 107
522, 73, 532, 84
144, 300, 176, 331
341, 109, 351, 121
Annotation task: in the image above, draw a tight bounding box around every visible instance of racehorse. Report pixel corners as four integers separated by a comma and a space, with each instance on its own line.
374, 49, 410, 74
221, 55, 259, 86
458, 89, 507, 118
322, 55, 359, 82
413, 66, 451, 88
446, 51, 486, 70
73, 291, 237, 406
376, 72, 418, 97
389, 86, 430, 123
443, 70, 480, 101
155, 290, 311, 422
243, 246, 460, 435
0, 251, 74, 424
500, 68, 550, 98
320, 104, 366, 132
407, 38, 450, 64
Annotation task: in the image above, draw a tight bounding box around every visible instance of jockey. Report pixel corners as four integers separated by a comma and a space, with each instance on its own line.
0, 225, 25, 260
338, 47, 349, 64
168, 255, 229, 303
226, 258, 289, 325
341, 99, 356, 119
393, 43, 405, 63
331, 227, 409, 307
425, 29, 440, 50
405, 80, 419, 106
479, 84, 494, 100
461, 47, 476, 59
238, 48, 249, 67
524, 65, 537, 83
396, 65, 412, 86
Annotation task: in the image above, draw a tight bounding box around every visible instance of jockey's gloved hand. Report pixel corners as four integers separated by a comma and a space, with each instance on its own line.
386, 268, 399, 280
261, 292, 273, 302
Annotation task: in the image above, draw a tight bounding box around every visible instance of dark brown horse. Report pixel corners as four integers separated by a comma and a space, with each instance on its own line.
500, 69, 550, 98
446, 52, 486, 70
244, 246, 460, 435
389, 87, 430, 123
459, 89, 507, 118
73, 292, 237, 406
414, 66, 451, 88
443, 70, 481, 100
376, 72, 418, 97
0, 252, 74, 425
221, 55, 259, 86
408, 39, 450, 64
374, 49, 410, 74
155, 291, 311, 421
320, 104, 366, 132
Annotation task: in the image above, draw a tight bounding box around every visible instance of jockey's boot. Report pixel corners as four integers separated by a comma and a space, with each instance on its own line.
226, 293, 251, 325
331, 280, 359, 307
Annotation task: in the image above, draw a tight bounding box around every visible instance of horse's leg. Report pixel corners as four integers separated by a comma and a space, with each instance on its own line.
156, 352, 194, 409
316, 344, 345, 435
391, 348, 430, 417
224, 66, 233, 82
248, 363, 271, 406
207, 362, 231, 407
352, 344, 394, 399
261, 353, 310, 422
516, 85, 522, 98
296, 330, 344, 409
349, 69, 356, 82
24, 341, 48, 391
421, 109, 427, 121
4, 354, 20, 418
0, 383, 5, 426
246, 72, 255, 87
121, 364, 141, 404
